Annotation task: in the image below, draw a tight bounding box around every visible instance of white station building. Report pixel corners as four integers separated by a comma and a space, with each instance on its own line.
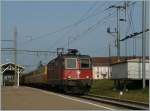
111, 58, 150, 80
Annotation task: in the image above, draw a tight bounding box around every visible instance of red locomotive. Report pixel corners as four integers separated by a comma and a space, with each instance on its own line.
21, 49, 93, 94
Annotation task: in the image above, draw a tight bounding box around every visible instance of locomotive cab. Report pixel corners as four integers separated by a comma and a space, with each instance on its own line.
62, 49, 93, 94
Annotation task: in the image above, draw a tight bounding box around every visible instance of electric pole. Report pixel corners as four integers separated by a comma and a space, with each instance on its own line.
142, 1, 146, 88
107, 3, 126, 89
108, 42, 111, 79
68, 36, 70, 49
13, 26, 17, 86
116, 7, 120, 61
107, 4, 126, 62
124, 1, 128, 60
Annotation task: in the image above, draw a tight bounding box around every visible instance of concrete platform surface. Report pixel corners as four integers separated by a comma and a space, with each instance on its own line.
1, 86, 113, 110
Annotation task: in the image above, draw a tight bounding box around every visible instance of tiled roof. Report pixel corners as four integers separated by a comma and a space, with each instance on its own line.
91, 56, 147, 66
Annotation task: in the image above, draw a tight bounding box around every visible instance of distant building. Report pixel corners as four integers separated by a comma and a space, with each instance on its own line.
91, 56, 145, 80
111, 58, 150, 80
92, 57, 111, 79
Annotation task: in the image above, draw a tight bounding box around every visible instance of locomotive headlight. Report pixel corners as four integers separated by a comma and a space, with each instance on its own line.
68, 76, 71, 79
86, 76, 89, 79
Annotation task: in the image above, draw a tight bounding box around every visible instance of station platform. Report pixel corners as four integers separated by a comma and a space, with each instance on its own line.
1, 86, 109, 110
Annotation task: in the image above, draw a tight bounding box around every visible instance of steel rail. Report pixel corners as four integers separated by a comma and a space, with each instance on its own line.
79, 94, 149, 110
23, 86, 149, 110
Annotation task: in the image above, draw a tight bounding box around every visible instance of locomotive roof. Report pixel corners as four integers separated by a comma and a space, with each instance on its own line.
63, 54, 90, 58
47, 53, 91, 64
48, 54, 90, 64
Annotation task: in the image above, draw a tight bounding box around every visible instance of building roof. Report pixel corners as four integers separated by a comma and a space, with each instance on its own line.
111, 58, 149, 65
91, 57, 111, 66
1, 62, 24, 73
91, 56, 148, 66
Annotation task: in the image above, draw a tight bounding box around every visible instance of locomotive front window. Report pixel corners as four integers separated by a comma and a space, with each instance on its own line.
80, 59, 90, 68
65, 58, 77, 69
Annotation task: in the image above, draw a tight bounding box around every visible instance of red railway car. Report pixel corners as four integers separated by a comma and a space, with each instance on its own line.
21, 49, 93, 94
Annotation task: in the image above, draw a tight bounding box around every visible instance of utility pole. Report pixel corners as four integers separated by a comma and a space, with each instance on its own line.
108, 43, 111, 79
107, 3, 126, 90
142, 1, 146, 88
13, 26, 18, 87
124, 1, 128, 60
68, 37, 70, 49
116, 7, 120, 61
107, 4, 126, 62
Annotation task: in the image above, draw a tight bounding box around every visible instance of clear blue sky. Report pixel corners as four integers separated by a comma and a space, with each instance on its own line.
1, 1, 149, 72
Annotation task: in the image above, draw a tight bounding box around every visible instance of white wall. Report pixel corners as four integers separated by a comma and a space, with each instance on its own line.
111, 63, 128, 79
111, 60, 149, 79
128, 62, 150, 79
92, 66, 111, 79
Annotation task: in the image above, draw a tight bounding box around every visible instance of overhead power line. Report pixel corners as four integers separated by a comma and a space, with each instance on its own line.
49, 2, 110, 49
0, 48, 57, 54
120, 29, 149, 41
20, 23, 75, 45
58, 2, 124, 49
21, 2, 108, 45
0, 40, 14, 42
61, 10, 116, 48
21, 2, 115, 47
20, 2, 99, 45
20, 1, 124, 50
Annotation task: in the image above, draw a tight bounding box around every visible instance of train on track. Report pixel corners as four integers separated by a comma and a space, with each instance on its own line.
21, 49, 93, 94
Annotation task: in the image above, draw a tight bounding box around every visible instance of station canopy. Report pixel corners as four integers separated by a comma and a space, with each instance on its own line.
1, 62, 24, 74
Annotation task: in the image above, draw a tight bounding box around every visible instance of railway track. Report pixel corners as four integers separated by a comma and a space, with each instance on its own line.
26, 86, 149, 110
79, 94, 149, 110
